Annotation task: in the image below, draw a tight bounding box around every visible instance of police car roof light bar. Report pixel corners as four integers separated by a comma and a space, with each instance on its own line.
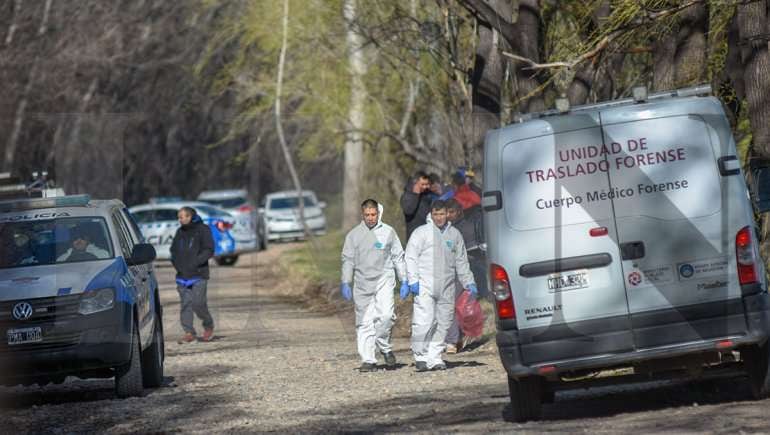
0, 194, 91, 212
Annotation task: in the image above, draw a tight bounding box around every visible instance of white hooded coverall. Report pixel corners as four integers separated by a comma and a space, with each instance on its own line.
341, 206, 407, 364
405, 222, 475, 368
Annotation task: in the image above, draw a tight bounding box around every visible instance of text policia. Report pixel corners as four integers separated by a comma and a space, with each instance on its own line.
525, 137, 686, 184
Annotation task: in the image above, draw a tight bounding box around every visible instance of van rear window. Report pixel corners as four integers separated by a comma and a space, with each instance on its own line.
602, 116, 721, 221
502, 126, 615, 231
501, 116, 721, 230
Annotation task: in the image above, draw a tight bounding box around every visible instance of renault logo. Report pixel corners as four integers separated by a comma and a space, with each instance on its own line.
12, 302, 33, 321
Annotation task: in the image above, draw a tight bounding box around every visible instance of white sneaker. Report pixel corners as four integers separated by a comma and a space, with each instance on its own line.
446, 344, 457, 354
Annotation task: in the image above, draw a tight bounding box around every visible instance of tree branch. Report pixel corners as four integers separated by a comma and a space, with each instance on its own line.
499, 0, 714, 72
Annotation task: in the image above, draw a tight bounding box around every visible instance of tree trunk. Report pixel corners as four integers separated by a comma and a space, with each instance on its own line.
653, 2, 708, 92
342, 0, 366, 229
459, 0, 543, 156
275, 0, 312, 240
737, 0, 770, 160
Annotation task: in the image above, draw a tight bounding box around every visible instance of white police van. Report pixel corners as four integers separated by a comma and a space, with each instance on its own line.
0, 195, 164, 397
482, 85, 770, 421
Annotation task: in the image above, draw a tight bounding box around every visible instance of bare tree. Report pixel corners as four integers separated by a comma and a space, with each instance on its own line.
342, 0, 367, 229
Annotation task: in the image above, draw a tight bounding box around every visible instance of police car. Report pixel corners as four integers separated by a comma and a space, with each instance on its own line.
198, 189, 267, 253
0, 195, 164, 398
128, 201, 237, 265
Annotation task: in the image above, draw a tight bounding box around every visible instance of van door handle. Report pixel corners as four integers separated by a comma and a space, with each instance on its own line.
620, 241, 645, 260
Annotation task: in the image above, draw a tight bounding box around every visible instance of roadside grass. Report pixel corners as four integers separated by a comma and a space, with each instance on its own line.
282, 230, 344, 286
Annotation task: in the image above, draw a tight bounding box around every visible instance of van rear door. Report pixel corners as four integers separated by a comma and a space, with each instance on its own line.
601, 113, 747, 349
501, 115, 633, 365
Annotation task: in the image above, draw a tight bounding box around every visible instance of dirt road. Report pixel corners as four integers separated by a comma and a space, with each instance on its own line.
2, 244, 770, 433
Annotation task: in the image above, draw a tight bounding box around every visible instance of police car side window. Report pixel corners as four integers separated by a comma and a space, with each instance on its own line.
121, 208, 145, 243
111, 212, 133, 258
131, 210, 155, 224
155, 209, 178, 222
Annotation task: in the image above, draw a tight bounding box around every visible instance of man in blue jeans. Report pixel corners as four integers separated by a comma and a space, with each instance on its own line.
170, 206, 215, 343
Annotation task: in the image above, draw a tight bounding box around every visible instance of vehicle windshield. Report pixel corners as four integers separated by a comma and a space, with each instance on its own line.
269, 196, 316, 209
195, 205, 231, 218
0, 217, 114, 269
200, 197, 246, 209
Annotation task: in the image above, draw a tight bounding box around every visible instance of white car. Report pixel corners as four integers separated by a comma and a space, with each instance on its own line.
197, 189, 266, 252
260, 190, 327, 241
128, 201, 238, 265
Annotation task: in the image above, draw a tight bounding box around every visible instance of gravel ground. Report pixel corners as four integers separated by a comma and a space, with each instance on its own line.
2, 244, 770, 433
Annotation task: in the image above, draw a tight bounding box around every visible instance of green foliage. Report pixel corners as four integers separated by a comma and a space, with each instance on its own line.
283, 231, 345, 285
199, 0, 351, 161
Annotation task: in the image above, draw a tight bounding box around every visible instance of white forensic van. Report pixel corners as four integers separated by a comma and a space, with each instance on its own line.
482, 85, 770, 421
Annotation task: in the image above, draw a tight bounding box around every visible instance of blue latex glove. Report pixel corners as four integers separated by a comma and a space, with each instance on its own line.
467, 283, 478, 297
399, 282, 410, 300
341, 283, 352, 301
409, 282, 420, 296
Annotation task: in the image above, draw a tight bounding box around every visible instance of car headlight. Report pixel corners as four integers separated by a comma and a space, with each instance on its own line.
78, 288, 115, 315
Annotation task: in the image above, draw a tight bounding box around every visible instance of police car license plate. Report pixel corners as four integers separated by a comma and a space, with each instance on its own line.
547, 270, 589, 292
7, 327, 42, 345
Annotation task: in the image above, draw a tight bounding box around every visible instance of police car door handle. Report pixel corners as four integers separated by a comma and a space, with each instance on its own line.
620, 241, 645, 261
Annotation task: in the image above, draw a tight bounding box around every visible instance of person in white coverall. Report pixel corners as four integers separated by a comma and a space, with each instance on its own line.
405, 200, 477, 371
341, 199, 408, 372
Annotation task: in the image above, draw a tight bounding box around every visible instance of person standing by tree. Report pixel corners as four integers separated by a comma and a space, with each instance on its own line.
444, 198, 486, 353
341, 199, 408, 372
171, 206, 216, 344
400, 171, 432, 241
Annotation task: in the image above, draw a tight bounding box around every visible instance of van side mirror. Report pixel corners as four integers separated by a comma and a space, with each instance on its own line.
318, 201, 327, 209
751, 166, 770, 213
128, 243, 156, 266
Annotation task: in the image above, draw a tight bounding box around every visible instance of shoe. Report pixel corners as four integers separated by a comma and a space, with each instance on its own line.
431, 363, 447, 371
200, 328, 214, 342
177, 332, 195, 344
359, 362, 376, 372
415, 361, 428, 372
382, 352, 397, 367
446, 344, 457, 354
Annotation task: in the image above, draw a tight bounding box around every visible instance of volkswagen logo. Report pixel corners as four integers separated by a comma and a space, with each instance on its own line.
12, 302, 33, 321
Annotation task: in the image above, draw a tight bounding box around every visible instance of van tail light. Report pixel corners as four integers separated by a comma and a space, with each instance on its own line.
736, 226, 759, 285
216, 221, 234, 232
238, 205, 253, 213
490, 263, 515, 320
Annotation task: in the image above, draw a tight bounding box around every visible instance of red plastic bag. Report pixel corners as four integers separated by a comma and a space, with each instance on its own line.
456, 290, 485, 338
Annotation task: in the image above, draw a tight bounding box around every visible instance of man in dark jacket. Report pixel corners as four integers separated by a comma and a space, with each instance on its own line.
445, 198, 487, 352
171, 206, 216, 343
400, 171, 432, 241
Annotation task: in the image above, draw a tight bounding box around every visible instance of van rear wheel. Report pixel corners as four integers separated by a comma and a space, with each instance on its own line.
216, 255, 239, 266
507, 375, 543, 422
745, 343, 770, 399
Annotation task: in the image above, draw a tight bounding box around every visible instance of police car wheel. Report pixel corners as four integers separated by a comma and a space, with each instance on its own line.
507, 375, 543, 422
216, 255, 239, 266
745, 343, 770, 399
115, 321, 144, 398
141, 315, 164, 388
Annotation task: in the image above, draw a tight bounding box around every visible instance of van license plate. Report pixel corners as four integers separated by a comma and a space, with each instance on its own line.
7, 327, 42, 345
548, 271, 589, 292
